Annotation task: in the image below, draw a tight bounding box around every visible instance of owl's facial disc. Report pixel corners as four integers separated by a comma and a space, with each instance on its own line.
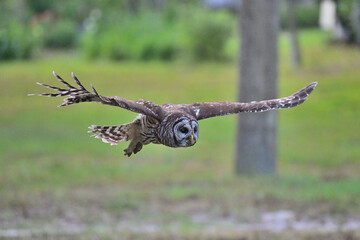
173, 119, 199, 147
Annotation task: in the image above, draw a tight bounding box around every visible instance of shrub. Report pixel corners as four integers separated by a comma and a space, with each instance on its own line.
80, 31, 100, 59
280, 3, 320, 29
296, 5, 320, 28
100, 30, 129, 60
81, 12, 180, 61
185, 11, 232, 61
337, 0, 360, 45
0, 23, 37, 60
27, 0, 56, 14
81, 9, 234, 62
43, 20, 77, 48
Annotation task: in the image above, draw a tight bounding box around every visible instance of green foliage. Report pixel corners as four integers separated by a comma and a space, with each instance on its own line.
338, 0, 352, 25
27, 0, 56, 14
80, 6, 235, 62
337, 0, 360, 44
281, 3, 320, 29
99, 30, 130, 60
185, 11, 232, 61
79, 31, 100, 59
81, 12, 180, 61
43, 20, 78, 48
0, 23, 38, 60
295, 4, 320, 28
1, 0, 237, 62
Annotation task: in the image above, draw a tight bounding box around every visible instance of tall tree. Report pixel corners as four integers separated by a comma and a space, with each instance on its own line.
236, 0, 279, 175
287, 0, 302, 67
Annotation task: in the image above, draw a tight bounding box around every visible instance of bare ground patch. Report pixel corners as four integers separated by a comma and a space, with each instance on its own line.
1, 184, 360, 239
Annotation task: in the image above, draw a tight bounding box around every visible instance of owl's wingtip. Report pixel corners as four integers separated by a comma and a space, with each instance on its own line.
310, 82, 318, 88
307, 82, 318, 94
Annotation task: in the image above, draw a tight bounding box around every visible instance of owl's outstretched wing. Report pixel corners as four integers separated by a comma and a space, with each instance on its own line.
29, 71, 163, 120
185, 82, 317, 120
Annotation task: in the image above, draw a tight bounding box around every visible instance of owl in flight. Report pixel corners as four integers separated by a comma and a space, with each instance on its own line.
30, 72, 317, 157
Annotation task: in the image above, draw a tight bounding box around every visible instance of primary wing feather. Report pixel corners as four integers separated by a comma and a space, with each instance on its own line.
186, 82, 318, 120
29, 71, 163, 120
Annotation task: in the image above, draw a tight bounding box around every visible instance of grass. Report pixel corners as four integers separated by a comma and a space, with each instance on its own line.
0, 29, 360, 238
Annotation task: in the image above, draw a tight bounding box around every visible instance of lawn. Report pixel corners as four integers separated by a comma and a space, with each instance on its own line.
0, 30, 360, 239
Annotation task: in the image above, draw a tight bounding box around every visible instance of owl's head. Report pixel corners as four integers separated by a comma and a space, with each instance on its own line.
173, 118, 199, 147
157, 113, 199, 148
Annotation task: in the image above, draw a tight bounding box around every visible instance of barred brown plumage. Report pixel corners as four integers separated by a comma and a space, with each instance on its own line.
29, 71, 317, 157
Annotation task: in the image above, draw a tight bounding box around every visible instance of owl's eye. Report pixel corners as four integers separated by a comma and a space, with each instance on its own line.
179, 127, 189, 134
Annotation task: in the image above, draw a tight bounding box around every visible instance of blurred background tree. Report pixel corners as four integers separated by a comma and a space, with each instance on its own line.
286, 0, 302, 67
236, 0, 279, 175
0, 0, 331, 62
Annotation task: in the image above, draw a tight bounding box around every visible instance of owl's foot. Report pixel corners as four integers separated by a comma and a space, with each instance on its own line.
123, 142, 143, 157
123, 148, 132, 157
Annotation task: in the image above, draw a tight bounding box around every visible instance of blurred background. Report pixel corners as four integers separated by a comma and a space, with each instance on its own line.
0, 0, 360, 239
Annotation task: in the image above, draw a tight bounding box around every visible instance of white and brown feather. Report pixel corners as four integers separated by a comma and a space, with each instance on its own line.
181, 82, 317, 120
30, 72, 317, 157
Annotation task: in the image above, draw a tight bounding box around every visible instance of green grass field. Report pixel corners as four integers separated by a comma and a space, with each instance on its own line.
1, 30, 360, 239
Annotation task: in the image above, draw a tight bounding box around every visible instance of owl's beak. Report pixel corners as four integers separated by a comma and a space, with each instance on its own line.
189, 135, 194, 144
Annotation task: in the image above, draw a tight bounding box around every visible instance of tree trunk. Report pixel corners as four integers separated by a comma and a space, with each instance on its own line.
236, 0, 279, 175
287, 0, 302, 67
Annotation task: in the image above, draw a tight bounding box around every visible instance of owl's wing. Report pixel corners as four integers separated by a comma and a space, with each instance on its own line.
29, 71, 163, 120
185, 82, 317, 120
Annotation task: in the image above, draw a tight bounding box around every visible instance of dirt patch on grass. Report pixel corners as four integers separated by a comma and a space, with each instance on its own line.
1, 185, 360, 239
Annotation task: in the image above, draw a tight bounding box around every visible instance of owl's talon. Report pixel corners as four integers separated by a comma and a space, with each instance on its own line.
124, 149, 132, 157
133, 142, 143, 154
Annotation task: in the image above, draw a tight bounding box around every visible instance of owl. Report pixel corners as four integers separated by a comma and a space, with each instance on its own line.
30, 72, 317, 156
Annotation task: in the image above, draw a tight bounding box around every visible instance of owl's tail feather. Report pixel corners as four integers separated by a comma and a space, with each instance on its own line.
88, 124, 131, 146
